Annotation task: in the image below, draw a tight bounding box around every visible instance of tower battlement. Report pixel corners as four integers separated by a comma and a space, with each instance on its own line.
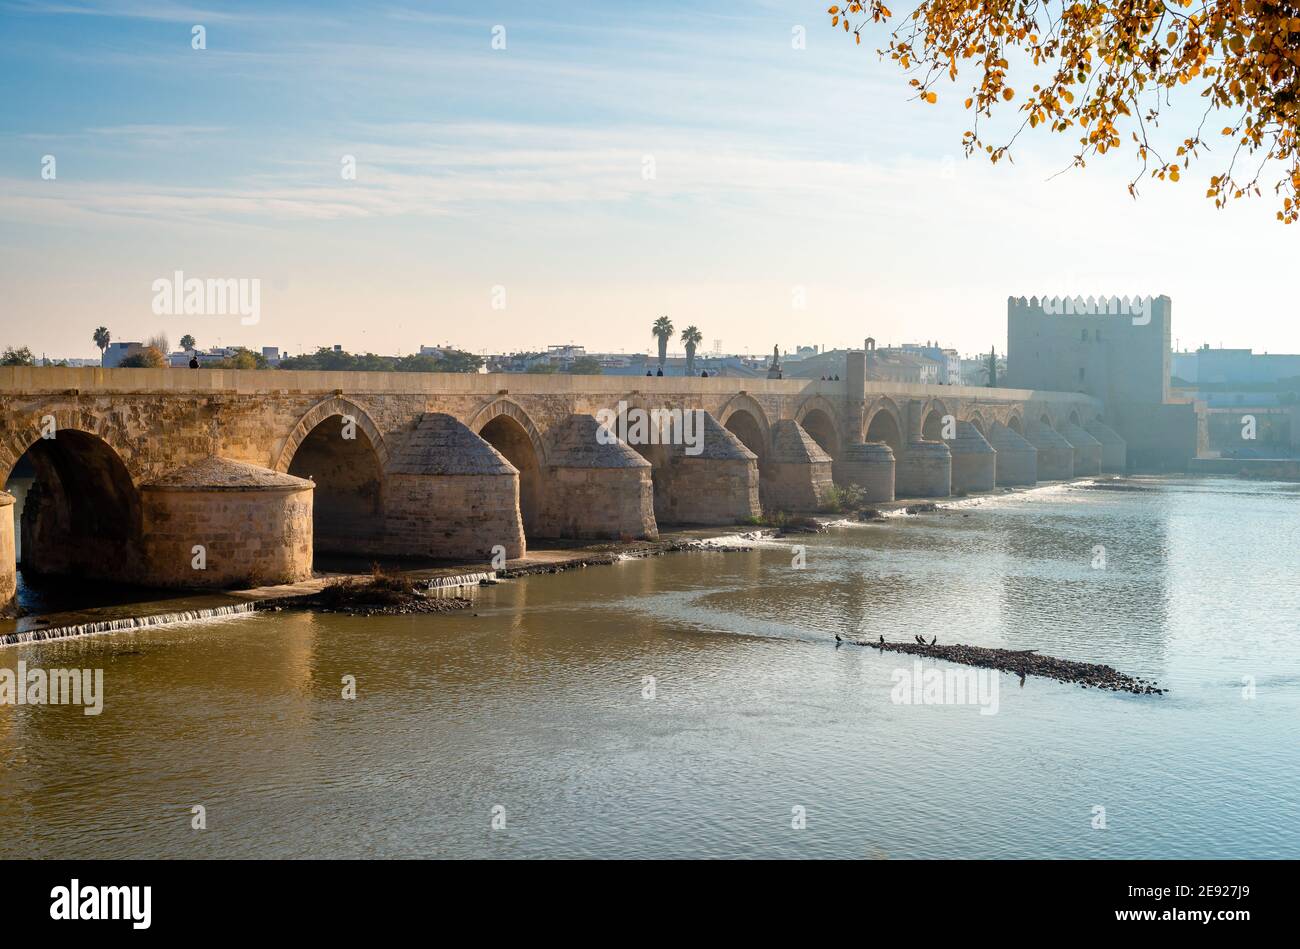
1006, 294, 1171, 407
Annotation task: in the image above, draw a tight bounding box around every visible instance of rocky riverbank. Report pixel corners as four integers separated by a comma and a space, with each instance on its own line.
281, 572, 474, 616
495, 536, 759, 578
844, 637, 1166, 695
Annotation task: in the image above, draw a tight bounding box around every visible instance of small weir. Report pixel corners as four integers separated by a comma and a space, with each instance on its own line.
421, 571, 496, 591
0, 602, 260, 646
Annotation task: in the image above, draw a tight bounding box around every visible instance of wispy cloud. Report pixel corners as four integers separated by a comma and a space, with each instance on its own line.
3, 0, 241, 23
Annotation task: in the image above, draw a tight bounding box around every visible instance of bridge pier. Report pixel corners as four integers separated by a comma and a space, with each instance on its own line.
833, 442, 895, 502
1084, 420, 1128, 472
762, 419, 834, 511
540, 414, 658, 540
1059, 422, 1103, 476
896, 440, 951, 498
140, 457, 314, 588
1025, 421, 1075, 480
651, 413, 760, 525
0, 491, 14, 617
385, 413, 526, 560
948, 422, 996, 494
988, 423, 1037, 486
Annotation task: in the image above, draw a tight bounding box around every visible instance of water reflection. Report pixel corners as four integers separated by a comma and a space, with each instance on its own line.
0, 478, 1297, 858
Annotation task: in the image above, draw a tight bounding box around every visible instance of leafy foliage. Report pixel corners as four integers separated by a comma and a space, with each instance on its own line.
828, 1, 1300, 220
119, 345, 167, 368
568, 356, 604, 374
208, 347, 268, 369
820, 483, 869, 513
277, 347, 484, 373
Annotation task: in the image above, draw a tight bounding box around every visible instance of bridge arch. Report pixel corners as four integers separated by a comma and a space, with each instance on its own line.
862, 398, 904, 454
920, 397, 953, 441
2, 423, 143, 583
1006, 412, 1025, 435
467, 398, 548, 467
275, 397, 389, 473
1037, 409, 1056, 429
718, 394, 771, 460
469, 398, 547, 536
277, 397, 388, 554
1067, 409, 1081, 426
0, 405, 147, 486
795, 396, 841, 459
966, 410, 989, 438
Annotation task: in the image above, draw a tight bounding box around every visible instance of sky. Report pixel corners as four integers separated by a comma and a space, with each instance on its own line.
2, 0, 1297, 361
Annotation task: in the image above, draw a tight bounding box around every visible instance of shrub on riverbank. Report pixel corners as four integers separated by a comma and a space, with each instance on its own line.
306, 566, 471, 614
744, 510, 822, 533
819, 484, 867, 514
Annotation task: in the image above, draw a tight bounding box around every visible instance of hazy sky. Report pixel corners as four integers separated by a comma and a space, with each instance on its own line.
2, 0, 1297, 361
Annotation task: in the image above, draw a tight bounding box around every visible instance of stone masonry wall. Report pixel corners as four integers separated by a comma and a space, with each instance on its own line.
895, 441, 952, 498
0, 370, 1106, 586
385, 472, 524, 560
662, 456, 760, 525
540, 466, 657, 540
0, 492, 14, 616
140, 485, 314, 588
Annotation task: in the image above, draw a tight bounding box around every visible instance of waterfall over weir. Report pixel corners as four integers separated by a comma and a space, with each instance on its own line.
421, 571, 496, 591
0, 602, 261, 646
1, 571, 501, 645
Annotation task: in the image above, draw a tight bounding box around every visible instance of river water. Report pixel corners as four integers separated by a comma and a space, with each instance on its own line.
1, 476, 1297, 858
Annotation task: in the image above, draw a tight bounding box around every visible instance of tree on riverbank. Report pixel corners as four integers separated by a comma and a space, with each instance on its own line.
826, 1, 1300, 221
1, 346, 35, 366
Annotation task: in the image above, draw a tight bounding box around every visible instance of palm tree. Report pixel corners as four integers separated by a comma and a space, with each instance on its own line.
180, 334, 196, 351
651, 315, 674, 371
92, 326, 111, 365
680, 325, 703, 376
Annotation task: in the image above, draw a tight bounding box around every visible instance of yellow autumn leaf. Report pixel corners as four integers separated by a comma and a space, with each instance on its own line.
826, 0, 1300, 221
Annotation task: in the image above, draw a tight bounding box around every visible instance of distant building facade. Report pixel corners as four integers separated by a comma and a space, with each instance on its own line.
900, 342, 962, 384
102, 342, 143, 367
866, 346, 941, 384
1172, 347, 1300, 386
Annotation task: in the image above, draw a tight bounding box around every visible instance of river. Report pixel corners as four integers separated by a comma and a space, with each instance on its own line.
1, 476, 1297, 858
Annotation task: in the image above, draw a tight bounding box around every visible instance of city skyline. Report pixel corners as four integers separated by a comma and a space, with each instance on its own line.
3, 1, 1299, 361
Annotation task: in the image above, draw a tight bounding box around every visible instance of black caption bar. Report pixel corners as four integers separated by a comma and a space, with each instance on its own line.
0, 859, 1287, 936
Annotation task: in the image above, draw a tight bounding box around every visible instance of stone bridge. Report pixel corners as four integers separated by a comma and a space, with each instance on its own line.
0, 359, 1117, 610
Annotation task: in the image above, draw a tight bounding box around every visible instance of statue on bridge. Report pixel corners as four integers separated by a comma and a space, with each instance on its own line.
767, 345, 783, 380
